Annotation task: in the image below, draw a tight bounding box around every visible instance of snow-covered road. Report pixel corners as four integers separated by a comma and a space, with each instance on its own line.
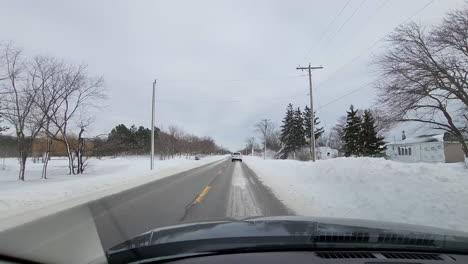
227, 162, 262, 217
0, 156, 226, 214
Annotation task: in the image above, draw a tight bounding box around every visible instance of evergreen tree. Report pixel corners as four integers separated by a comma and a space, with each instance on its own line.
280, 104, 295, 153
361, 110, 386, 156
343, 105, 362, 157
129, 125, 138, 152
303, 106, 324, 142
291, 107, 306, 152
108, 124, 131, 144
108, 124, 135, 154
135, 126, 151, 154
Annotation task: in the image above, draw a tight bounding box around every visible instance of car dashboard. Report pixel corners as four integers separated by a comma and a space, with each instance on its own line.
169, 251, 465, 264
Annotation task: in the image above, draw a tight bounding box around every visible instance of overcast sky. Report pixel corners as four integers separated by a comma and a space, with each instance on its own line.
0, 0, 465, 150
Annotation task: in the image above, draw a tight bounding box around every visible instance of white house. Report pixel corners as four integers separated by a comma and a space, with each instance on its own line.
317, 147, 339, 160
385, 133, 467, 163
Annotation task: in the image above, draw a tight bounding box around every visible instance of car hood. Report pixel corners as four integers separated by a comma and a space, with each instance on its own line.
107, 216, 468, 263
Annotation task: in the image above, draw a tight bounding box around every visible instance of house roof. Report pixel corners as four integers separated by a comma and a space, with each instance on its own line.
387, 132, 468, 145
317, 146, 338, 151
387, 134, 444, 145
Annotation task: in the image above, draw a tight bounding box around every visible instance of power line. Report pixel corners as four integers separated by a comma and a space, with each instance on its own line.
401, 0, 435, 24
155, 93, 308, 103
314, 0, 436, 91
335, 0, 368, 33
158, 74, 307, 83
321, 0, 368, 48
316, 82, 374, 111
311, 0, 390, 63
374, 0, 391, 15
322, 0, 352, 35
304, 0, 352, 58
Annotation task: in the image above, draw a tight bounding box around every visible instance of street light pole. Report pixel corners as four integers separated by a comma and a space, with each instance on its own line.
151, 80, 156, 170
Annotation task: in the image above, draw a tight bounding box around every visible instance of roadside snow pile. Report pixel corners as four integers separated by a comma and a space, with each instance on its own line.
0, 156, 224, 211
244, 156, 468, 232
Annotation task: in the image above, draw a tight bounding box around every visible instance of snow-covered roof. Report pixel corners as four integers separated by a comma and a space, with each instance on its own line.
387, 134, 444, 145
317, 146, 338, 151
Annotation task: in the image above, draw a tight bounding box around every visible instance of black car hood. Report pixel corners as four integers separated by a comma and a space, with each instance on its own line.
107, 216, 468, 263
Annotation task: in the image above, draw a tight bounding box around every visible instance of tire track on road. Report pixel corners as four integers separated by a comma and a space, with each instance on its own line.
226, 162, 263, 217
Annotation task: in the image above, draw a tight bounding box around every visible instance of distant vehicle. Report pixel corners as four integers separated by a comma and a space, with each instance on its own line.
195, 155, 200, 160
232, 152, 242, 162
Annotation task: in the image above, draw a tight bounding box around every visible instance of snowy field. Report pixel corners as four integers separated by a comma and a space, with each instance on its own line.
0, 155, 225, 212
244, 156, 468, 232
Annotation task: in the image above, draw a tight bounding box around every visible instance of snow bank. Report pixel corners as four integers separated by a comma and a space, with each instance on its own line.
0, 156, 225, 212
244, 156, 468, 232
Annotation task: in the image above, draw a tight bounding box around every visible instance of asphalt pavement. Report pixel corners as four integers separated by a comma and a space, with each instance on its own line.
89, 158, 293, 250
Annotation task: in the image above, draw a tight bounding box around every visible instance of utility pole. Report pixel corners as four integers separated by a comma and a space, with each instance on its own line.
261, 119, 270, 160
296, 63, 323, 162
151, 79, 157, 170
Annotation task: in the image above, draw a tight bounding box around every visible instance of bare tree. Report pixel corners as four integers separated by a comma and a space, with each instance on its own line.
316, 134, 328, 147
432, 8, 468, 59
368, 108, 394, 136
375, 13, 468, 157
0, 89, 7, 134
0, 43, 45, 180
168, 125, 184, 157
244, 137, 257, 154
255, 119, 275, 157
75, 115, 93, 174
46, 64, 105, 174
266, 129, 282, 152
169, 126, 194, 157
329, 115, 347, 153
28, 56, 64, 179
0, 108, 7, 134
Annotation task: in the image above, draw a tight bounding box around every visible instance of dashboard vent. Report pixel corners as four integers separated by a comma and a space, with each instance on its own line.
315, 252, 376, 259
316, 252, 448, 261
381, 252, 443, 260
378, 233, 436, 246
312, 232, 370, 243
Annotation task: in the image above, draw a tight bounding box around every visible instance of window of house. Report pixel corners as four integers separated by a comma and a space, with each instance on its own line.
404, 148, 408, 155
409, 147, 412, 155
398, 147, 401, 155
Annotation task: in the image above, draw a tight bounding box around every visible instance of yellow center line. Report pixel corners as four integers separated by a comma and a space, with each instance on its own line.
193, 186, 212, 204
217, 170, 223, 174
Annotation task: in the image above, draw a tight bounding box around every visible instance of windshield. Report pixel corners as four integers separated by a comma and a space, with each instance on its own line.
0, 1, 467, 263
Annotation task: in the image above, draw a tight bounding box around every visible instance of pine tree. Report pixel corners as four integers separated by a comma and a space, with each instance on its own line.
292, 107, 306, 152
129, 125, 139, 152
303, 106, 324, 142
361, 110, 386, 156
343, 105, 362, 157
280, 104, 295, 154
108, 124, 133, 154
135, 126, 151, 154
